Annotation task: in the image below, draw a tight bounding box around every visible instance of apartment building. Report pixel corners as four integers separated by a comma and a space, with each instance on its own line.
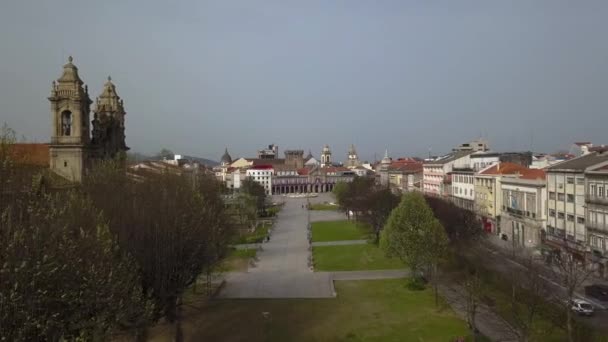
423, 150, 473, 196
474, 162, 532, 234
585, 160, 608, 278
499, 169, 547, 248
545, 150, 608, 261
450, 169, 476, 211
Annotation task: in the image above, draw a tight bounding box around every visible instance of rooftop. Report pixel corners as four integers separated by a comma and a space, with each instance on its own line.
547, 151, 608, 172
8, 143, 50, 167
423, 150, 474, 165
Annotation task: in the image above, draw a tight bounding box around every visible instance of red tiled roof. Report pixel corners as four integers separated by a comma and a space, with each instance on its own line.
519, 168, 546, 180
8, 143, 50, 167
250, 165, 274, 170
297, 168, 310, 175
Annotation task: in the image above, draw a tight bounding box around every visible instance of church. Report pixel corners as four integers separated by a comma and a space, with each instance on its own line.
47, 57, 129, 182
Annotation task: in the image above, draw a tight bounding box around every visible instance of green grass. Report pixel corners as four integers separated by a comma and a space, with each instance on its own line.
313, 244, 404, 271
312, 220, 370, 242
148, 279, 476, 341
221, 248, 257, 272
234, 222, 271, 244
309, 203, 339, 211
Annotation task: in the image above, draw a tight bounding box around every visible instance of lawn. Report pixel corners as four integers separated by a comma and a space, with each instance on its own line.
313, 244, 404, 271
312, 220, 370, 242
234, 222, 271, 244
220, 248, 257, 272
309, 202, 339, 211
147, 279, 475, 341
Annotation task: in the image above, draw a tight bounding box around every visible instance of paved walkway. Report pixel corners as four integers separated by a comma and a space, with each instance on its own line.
332, 269, 409, 280
311, 239, 367, 247
219, 196, 336, 298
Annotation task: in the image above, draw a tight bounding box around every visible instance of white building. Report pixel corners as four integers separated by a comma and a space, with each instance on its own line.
423, 150, 474, 196
470, 151, 500, 172
450, 169, 476, 211
246, 166, 274, 195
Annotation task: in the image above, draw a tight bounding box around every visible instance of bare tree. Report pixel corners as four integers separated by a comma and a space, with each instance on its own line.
506, 256, 554, 342
548, 247, 594, 342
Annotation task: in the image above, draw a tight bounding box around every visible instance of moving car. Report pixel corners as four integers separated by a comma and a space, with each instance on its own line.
571, 299, 594, 316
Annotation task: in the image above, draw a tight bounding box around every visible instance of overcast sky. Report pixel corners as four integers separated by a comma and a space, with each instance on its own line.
1, 1, 607, 162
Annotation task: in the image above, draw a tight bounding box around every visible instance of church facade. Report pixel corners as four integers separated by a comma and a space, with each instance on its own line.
48, 57, 128, 182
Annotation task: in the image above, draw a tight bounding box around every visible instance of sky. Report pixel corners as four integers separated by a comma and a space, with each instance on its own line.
1, 1, 607, 162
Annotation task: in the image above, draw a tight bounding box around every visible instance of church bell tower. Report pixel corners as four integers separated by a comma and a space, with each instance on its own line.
48, 56, 92, 182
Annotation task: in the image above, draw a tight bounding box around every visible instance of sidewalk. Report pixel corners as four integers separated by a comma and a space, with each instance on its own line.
311, 240, 367, 247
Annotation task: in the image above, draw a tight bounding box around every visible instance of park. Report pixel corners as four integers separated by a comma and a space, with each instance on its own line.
147, 193, 481, 341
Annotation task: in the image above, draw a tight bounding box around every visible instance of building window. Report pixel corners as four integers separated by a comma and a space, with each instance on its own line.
61, 110, 72, 136
591, 184, 597, 196
576, 178, 584, 185
567, 177, 574, 184
558, 212, 565, 219
600, 187, 605, 197
567, 194, 574, 203
549, 209, 556, 217
64, 161, 68, 167
549, 192, 556, 200
567, 214, 574, 222
577, 216, 585, 224
557, 193, 565, 201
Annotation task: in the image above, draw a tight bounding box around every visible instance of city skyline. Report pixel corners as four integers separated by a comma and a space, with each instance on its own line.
1, 1, 608, 161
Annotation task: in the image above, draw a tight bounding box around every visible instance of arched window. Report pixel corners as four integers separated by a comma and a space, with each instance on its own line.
61, 110, 72, 136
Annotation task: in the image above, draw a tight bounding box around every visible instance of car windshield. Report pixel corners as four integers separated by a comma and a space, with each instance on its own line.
580, 303, 593, 310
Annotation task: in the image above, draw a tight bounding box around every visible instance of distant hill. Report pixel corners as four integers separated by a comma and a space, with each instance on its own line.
127, 152, 219, 167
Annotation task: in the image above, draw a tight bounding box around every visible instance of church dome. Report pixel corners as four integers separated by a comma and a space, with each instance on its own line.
221, 148, 232, 165
57, 56, 84, 85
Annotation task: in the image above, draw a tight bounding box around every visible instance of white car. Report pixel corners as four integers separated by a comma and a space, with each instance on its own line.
571, 299, 594, 316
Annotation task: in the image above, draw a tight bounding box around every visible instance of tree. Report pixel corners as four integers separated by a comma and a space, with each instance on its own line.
548, 249, 594, 342
155, 148, 174, 160
0, 189, 152, 341
362, 187, 400, 243
380, 192, 438, 275
505, 256, 553, 342
240, 179, 267, 214
83, 161, 231, 341
425, 195, 481, 245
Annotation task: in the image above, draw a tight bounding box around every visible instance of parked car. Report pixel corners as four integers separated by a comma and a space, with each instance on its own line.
585, 284, 608, 302
570, 299, 594, 316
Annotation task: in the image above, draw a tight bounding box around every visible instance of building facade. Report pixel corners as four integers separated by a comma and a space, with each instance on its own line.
545, 151, 608, 262
500, 173, 547, 249
48, 57, 128, 182
246, 166, 274, 195
585, 161, 608, 278
450, 169, 475, 211
423, 150, 473, 195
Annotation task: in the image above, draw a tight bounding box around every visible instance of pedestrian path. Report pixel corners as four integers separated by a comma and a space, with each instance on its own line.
311, 239, 367, 247
331, 269, 409, 280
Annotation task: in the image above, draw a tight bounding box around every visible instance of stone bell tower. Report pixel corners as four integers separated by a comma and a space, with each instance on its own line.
321, 144, 332, 168
91, 76, 129, 159
48, 56, 93, 182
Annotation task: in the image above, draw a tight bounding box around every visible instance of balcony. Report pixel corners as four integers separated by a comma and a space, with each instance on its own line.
587, 221, 608, 233
586, 195, 608, 206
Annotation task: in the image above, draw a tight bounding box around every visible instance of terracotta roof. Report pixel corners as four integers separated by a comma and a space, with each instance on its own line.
478, 162, 529, 175
8, 143, 50, 167
518, 168, 546, 180
297, 168, 310, 175
389, 162, 423, 173
249, 165, 274, 170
